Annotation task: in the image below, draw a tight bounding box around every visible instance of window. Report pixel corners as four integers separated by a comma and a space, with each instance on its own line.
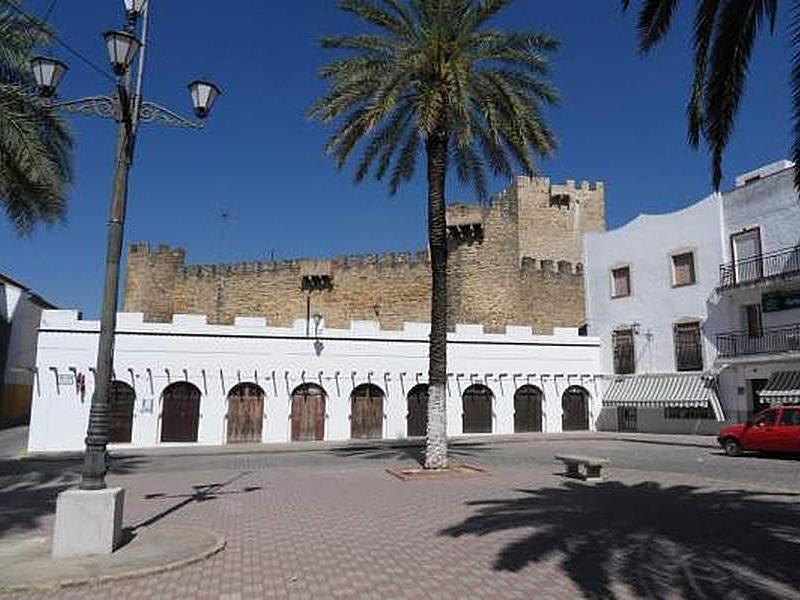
779, 408, 800, 426
731, 228, 762, 283
611, 266, 631, 298
671, 252, 696, 287
674, 321, 703, 371
664, 406, 713, 419
612, 329, 635, 374
754, 410, 777, 427
744, 304, 763, 338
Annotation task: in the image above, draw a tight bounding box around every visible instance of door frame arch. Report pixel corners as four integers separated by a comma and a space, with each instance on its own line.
160, 381, 202, 443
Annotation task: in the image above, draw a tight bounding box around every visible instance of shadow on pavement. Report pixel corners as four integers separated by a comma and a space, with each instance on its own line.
131, 471, 260, 532
0, 455, 147, 539
329, 441, 493, 465
440, 481, 800, 599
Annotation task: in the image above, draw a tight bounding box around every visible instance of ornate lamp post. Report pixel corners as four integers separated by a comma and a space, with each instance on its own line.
33, 0, 221, 493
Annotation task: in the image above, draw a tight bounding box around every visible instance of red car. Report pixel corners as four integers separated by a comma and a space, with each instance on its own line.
718, 405, 800, 456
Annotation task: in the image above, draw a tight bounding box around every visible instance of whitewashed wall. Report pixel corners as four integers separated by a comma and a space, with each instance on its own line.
29, 311, 603, 452
584, 192, 723, 374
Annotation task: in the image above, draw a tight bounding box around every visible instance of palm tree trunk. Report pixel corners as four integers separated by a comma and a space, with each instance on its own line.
425, 128, 449, 470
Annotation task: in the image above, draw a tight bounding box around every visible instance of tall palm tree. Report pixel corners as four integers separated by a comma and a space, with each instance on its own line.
621, 1, 795, 189
0, 2, 71, 234
310, 0, 559, 469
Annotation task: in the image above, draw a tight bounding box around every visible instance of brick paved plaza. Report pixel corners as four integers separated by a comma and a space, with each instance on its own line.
1, 435, 799, 599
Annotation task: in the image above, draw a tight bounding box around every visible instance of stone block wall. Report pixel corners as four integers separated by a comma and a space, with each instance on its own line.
123, 175, 605, 333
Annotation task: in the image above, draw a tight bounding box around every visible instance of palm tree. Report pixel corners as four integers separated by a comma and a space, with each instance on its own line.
310, 0, 559, 469
0, 2, 71, 234
621, 1, 795, 190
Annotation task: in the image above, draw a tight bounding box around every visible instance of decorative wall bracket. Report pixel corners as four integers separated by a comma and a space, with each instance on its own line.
52, 95, 203, 129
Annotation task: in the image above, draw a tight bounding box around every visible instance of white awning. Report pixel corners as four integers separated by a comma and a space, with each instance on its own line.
758, 371, 800, 404
603, 373, 722, 416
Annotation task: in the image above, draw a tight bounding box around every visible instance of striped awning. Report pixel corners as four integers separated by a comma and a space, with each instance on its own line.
758, 371, 800, 404
602, 373, 718, 408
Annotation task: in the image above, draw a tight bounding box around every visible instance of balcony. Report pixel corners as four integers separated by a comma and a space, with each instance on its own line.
719, 245, 800, 290
717, 323, 800, 359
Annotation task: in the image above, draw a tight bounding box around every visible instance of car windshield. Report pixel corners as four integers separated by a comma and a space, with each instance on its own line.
780, 408, 800, 426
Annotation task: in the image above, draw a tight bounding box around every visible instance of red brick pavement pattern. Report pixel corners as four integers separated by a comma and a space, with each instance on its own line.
3, 461, 798, 600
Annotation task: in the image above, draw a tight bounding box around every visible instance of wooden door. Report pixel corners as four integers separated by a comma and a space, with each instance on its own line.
227, 383, 264, 443
161, 382, 201, 442
514, 385, 542, 433
350, 384, 384, 439
562, 387, 589, 431
407, 385, 428, 437
291, 384, 325, 441
109, 381, 135, 443
463, 385, 492, 433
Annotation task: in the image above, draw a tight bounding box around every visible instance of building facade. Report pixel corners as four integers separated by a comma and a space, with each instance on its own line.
713, 161, 800, 420
585, 160, 800, 432
28, 311, 602, 452
0, 273, 56, 426
123, 176, 605, 334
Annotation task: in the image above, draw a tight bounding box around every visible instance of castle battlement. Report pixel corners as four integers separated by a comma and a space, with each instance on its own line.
520, 257, 584, 278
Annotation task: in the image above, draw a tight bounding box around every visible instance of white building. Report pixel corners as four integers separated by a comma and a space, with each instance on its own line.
584, 192, 725, 433
713, 160, 800, 420
28, 311, 602, 452
585, 160, 800, 432
0, 273, 56, 426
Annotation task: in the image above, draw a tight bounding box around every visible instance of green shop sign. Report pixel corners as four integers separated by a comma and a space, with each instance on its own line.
762, 290, 800, 313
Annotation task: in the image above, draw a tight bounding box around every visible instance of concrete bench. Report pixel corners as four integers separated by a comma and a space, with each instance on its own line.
555, 454, 610, 481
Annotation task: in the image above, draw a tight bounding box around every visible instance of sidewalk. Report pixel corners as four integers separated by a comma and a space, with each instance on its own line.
22, 431, 719, 462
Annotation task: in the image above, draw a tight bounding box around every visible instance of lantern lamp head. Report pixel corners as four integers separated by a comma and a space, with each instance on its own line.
31, 56, 69, 97
188, 79, 222, 119
123, 0, 148, 18
103, 30, 141, 76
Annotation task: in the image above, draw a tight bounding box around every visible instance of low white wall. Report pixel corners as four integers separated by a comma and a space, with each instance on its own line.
29, 312, 603, 452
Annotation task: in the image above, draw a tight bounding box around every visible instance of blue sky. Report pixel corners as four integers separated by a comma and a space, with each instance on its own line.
0, 0, 792, 316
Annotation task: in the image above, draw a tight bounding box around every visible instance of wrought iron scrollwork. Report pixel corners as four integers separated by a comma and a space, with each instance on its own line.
52, 95, 120, 121
50, 96, 202, 129
137, 101, 203, 129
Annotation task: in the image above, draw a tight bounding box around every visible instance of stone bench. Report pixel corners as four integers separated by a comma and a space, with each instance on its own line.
555, 454, 610, 481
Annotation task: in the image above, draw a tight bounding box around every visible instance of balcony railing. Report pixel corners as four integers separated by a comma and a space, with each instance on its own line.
717, 323, 800, 358
719, 245, 800, 289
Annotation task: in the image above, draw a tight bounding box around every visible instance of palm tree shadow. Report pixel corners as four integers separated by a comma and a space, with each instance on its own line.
440, 481, 800, 599
329, 441, 492, 466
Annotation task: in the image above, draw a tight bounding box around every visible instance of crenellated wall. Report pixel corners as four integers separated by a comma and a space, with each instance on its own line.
124, 175, 605, 333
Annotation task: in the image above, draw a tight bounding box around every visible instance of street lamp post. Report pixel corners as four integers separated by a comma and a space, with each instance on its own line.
33, 0, 220, 493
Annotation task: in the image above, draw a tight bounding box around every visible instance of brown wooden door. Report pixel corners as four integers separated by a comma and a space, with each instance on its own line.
463, 385, 493, 433
109, 381, 135, 443
406, 384, 428, 437
562, 386, 589, 431
161, 382, 201, 442
350, 384, 384, 439
227, 383, 264, 443
514, 385, 543, 433
291, 384, 325, 441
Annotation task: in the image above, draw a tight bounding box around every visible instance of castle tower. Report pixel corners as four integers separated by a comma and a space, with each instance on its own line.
123, 243, 185, 322
514, 176, 606, 265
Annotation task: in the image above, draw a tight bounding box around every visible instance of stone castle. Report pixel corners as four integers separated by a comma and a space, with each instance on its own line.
123, 175, 605, 333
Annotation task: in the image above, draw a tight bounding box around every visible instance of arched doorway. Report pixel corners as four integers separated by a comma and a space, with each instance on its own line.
407, 384, 429, 437
350, 383, 385, 439
109, 381, 135, 443
562, 386, 590, 431
291, 383, 326, 441
227, 382, 265, 443
161, 382, 201, 442
514, 385, 543, 433
462, 384, 493, 434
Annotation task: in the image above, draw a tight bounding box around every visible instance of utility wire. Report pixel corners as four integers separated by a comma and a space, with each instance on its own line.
1, 0, 114, 82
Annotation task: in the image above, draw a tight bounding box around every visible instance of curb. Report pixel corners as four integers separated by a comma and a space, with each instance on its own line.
0, 528, 226, 593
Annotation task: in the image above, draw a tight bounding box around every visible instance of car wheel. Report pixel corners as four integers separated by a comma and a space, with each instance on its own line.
723, 438, 742, 457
